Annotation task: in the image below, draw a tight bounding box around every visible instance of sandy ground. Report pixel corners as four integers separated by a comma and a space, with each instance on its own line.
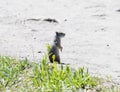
0, 0, 120, 84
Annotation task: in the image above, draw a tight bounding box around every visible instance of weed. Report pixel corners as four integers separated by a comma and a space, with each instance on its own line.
0, 56, 30, 91
30, 54, 98, 92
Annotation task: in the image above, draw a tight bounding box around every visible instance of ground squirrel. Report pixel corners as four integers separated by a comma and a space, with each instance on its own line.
49, 32, 65, 64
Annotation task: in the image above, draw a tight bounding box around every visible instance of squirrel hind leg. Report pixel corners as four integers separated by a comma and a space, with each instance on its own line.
49, 54, 61, 64
49, 55, 53, 63
55, 56, 60, 64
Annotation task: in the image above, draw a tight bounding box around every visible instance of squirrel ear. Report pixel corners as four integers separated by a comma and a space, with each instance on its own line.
56, 32, 58, 35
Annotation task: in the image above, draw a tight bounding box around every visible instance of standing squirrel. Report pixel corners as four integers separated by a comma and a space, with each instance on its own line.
49, 32, 65, 64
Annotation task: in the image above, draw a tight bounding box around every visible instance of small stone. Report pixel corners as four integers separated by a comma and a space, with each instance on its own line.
64, 19, 67, 21
31, 29, 38, 32
38, 51, 42, 53
116, 9, 120, 12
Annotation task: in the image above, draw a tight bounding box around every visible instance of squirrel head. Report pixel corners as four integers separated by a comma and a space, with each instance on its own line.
55, 32, 65, 38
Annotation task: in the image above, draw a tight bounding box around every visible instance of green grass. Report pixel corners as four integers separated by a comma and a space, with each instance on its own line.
0, 55, 97, 92
0, 56, 31, 91
0, 55, 119, 92
30, 55, 98, 92
0, 44, 119, 92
